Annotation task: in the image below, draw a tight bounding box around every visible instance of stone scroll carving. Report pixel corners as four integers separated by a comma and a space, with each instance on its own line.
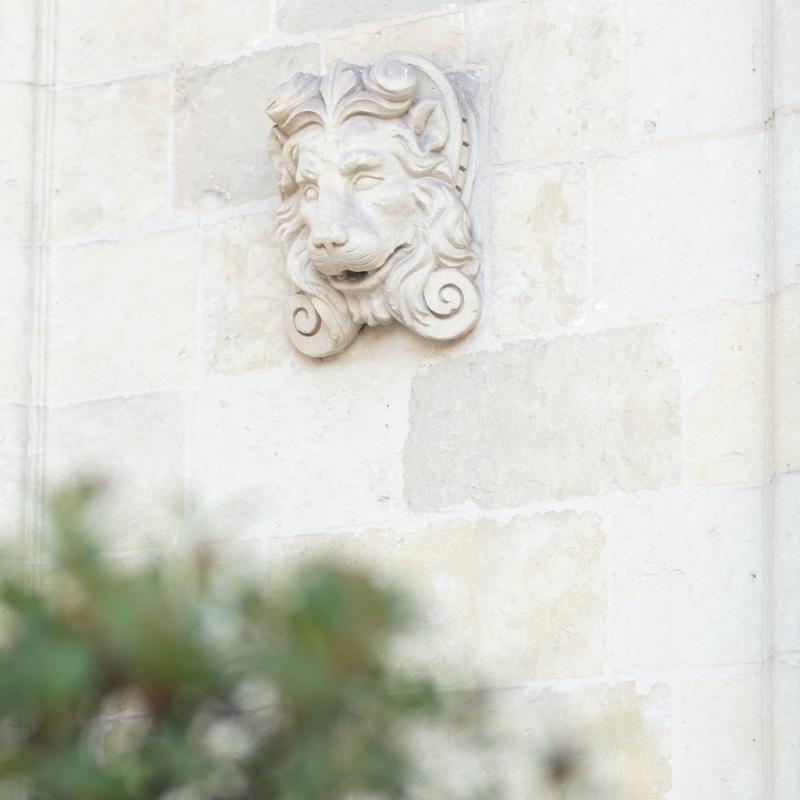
266, 53, 481, 358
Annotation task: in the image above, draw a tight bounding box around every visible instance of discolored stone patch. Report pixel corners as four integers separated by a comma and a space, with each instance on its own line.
492, 164, 588, 337
270, 512, 607, 685
403, 326, 681, 511
174, 45, 319, 213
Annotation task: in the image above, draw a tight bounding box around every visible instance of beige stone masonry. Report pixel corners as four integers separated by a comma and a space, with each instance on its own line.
4, 1, 794, 797
0, 404, 26, 543
465, 0, 625, 164
45, 393, 186, 553
271, 512, 607, 685
47, 228, 200, 404
175, 45, 320, 213
51, 76, 171, 239
404, 326, 681, 511
491, 164, 588, 337
202, 210, 291, 376
607, 486, 763, 670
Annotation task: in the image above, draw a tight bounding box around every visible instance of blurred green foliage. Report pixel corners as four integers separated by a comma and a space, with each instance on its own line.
0, 483, 464, 800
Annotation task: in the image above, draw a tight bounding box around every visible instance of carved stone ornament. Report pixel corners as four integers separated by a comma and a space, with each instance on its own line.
266, 53, 481, 358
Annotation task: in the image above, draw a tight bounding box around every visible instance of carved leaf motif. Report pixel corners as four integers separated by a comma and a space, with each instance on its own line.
319, 59, 359, 122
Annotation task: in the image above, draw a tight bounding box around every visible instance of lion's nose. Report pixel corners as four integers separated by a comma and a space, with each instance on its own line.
310, 226, 347, 254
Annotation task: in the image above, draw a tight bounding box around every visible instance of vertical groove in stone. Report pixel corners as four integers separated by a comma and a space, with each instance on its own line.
23, 0, 58, 580
761, 0, 777, 796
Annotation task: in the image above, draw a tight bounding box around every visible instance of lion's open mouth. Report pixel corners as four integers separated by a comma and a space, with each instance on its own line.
330, 244, 409, 289
334, 269, 372, 284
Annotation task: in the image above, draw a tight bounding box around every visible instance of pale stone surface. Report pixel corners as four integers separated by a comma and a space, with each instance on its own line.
0, 404, 26, 544
174, 45, 319, 213
0, 0, 36, 82
0, 246, 29, 403
774, 657, 800, 799
774, 0, 800, 108
404, 326, 680, 511
190, 356, 415, 539
775, 287, 800, 472
277, 0, 453, 34
608, 486, 763, 670
51, 77, 170, 239
687, 302, 767, 486
491, 165, 587, 337
267, 55, 481, 357
775, 113, 800, 289
202, 211, 291, 375
465, 0, 624, 164
0, 85, 33, 240
321, 14, 464, 66
45, 393, 185, 552
672, 671, 762, 799
173, 0, 270, 64
56, 0, 171, 85
271, 512, 606, 685
592, 135, 765, 324
774, 472, 800, 653
47, 228, 200, 404
484, 682, 671, 799
0, 5, 790, 797
626, 0, 762, 146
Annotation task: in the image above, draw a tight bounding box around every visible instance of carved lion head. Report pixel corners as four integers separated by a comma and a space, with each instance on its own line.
266, 54, 481, 358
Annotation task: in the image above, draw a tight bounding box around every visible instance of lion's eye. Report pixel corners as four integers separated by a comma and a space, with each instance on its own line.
353, 174, 382, 191
302, 185, 318, 201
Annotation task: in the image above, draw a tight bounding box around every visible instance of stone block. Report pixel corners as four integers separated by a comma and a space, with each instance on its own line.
271, 512, 606, 685
45, 393, 186, 553
0, 403, 26, 545
173, 0, 270, 64
774, 472, 800, 653
56, 0, 171, 85
321, 13, 464, 66
687, 302, 767, 487
775, 287, 800, 472
626, 0, 762, 145
592, 135, 765, 325
672, 671, 762, 799
403, 326, 680, 511
0, 85, 34, 240
608, 486, 763, 670
277, 0, 450, 34
774, 657, 800, 799
775, 0, 800, 108
484, 682, 671, 800
0, 0, 36, 82
47, 228, 200, 404
0, 245, 30, 403
202, 211, 291, 376
51, 76, 170, 239
174, 45, 319, 213
491, 164, 587, 338
465, 0, 625, 164
190, 354, 415, 539
776, 113, 800, 289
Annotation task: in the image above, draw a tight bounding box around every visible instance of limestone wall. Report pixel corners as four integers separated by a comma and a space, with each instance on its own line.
1, 0, 798, 796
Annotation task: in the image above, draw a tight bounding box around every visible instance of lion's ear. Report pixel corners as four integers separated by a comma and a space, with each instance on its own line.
407, 99, 449, 154
267, 124, 287, 173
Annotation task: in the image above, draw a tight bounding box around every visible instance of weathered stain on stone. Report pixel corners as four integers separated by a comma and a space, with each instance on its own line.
270, 511, 607, 685
403, 326, 681, 511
